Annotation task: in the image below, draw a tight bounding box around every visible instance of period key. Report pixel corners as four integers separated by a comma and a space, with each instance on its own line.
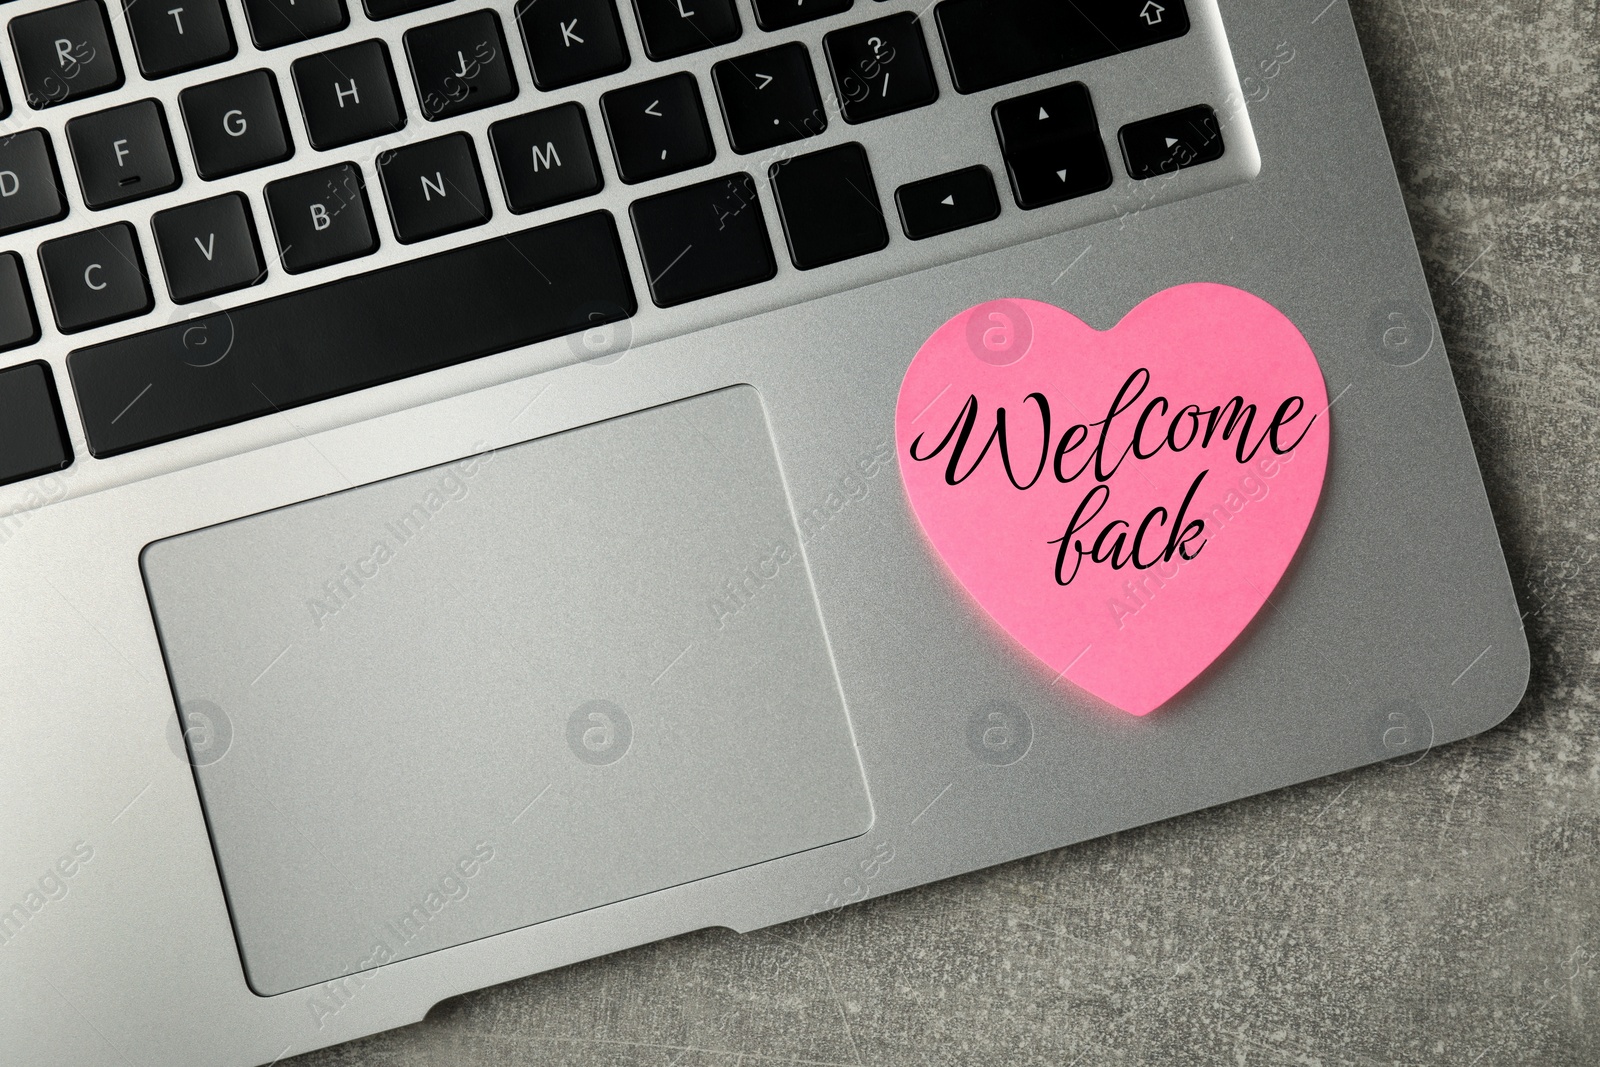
711, 43, 826, 154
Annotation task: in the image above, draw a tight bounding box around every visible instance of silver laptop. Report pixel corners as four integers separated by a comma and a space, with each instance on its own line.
0, 0, 1526, 1060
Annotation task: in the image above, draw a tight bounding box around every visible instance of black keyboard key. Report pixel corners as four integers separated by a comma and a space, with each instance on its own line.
517, 0, 629, 91
632, 0, 739, 61
265, 163, 377, 274
895, 165, 998, 240
936, 0, 1188, 95
363, 0, 446, 18
39, 222, 152, 333
750, 0, 849, 31
124, 0, 235, 78
630, 172, 773, 307
712, 42, 824, 154
0, 69, 9, 119
152, 192, 264, 303
769, 141, 886, 270
180, 70, 293, 180
66, 99, 180, 209
378, 132, 489, 243
0, 253, 41, 352
293, 41, 405, 150
405, 10, 518, 121
10, 0, 122, 109
490, 103, 601, 213
0, 361, 72, 486
601, 72, 713, 184
824, 13, 937, 124
992, 82, 1110, 208
1119, 104, 1224, 178
0, 130, 68, 236
69, 211, 635, 457
241, 0, 346, 49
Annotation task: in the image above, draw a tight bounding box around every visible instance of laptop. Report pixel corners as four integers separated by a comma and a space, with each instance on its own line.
0, 0, 1527, 1060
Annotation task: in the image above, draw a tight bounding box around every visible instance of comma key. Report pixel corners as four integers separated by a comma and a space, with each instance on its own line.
601, 72, 714, 184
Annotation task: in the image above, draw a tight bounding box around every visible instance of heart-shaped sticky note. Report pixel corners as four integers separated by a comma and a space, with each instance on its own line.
895, 284, 1330, 716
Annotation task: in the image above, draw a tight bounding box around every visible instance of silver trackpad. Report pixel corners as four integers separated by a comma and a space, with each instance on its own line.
143, 385, 871, 996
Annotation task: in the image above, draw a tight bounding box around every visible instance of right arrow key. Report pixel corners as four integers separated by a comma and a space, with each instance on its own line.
895, 165, 1001, 241
1118, 105, 1225, 179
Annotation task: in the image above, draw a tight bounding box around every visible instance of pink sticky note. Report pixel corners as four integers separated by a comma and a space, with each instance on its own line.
895, 285, 1330, 716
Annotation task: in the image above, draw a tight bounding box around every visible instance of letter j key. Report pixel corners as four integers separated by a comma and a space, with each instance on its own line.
403, 10, 517, 120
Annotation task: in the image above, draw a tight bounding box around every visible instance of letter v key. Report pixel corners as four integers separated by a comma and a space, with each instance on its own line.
194, 232, 217, 261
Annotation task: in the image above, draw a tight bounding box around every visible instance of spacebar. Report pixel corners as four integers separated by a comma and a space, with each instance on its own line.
68, 210, 637, 459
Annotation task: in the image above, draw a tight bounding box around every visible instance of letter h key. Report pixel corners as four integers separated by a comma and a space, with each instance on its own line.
293, 41, 405, 150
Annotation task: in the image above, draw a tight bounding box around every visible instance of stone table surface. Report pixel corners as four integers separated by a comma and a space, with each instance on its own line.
290, 0, 1600, 1062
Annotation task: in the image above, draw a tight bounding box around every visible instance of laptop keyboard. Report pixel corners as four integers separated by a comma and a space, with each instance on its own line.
0, 0, 1249, 480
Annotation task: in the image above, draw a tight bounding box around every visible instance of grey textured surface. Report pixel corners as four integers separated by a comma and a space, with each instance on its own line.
286, 0, 1599, 1062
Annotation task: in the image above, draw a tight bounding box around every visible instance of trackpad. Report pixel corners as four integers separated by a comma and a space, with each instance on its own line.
143, 385, 872, 997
